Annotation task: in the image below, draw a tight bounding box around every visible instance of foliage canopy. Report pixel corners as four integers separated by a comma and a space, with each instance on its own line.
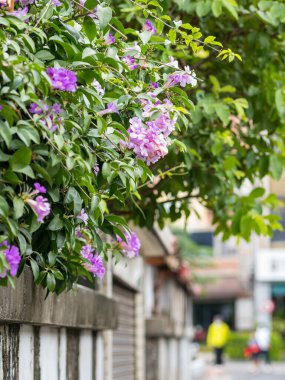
0, 0, 283, 292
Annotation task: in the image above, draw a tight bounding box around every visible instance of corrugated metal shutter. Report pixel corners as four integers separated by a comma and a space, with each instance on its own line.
113, 282, 136, 380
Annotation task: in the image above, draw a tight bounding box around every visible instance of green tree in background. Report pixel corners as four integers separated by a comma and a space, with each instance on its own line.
116, 0, 285, 241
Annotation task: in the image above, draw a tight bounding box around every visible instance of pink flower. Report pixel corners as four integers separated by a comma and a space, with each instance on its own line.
116, 231, 141, 258
76, 208, 88, 225
26, 196, 51, 223
46, 67, 77, 92
80, 245, 105, 279
52, 0, 62, 5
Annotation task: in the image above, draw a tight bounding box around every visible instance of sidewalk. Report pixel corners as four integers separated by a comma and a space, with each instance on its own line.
198, 360, 285, 380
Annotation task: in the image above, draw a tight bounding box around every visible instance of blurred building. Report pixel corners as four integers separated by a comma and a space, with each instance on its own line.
174, 175, 285, 333
254, 175, 285, 325
173, 199, 254, 332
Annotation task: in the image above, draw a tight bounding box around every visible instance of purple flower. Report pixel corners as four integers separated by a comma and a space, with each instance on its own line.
92, 79, 104, 96
127, 117, 169, 165
52, 0, 62, 5
26, 196, 51, 223
80, 245, 105, 279
143, 20, 157, 34
150, 82, 159, 89
0, 242, 21, 278
5, 245, 21, 276
93, 165, 100, 176
21, 0, 34, 4
116, 231, 141, 259
104, 32, 115, 45
166, 67, 197, 88
75, 227, 83, 238
122, 55, 139, 71
46, 67, 77, 92
81, 244, 93, 258
29, 102, 49, 115
98, 102, 118, 116
9, 6, 29, 19
76, 208, 88, 225
34, 182, 47, 194
29, 101, 63, 131
0, 105, 2, 111
51, 103, 63, 114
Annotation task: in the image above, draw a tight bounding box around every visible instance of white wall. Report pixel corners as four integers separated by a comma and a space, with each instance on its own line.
235, 298, 254, 330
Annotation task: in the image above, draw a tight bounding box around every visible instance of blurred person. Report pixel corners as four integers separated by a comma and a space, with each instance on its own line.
244, 332, 261, 373
255, 323, 271, 366
207, 315, 230, 366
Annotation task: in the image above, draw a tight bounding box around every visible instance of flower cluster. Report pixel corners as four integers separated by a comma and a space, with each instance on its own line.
0, 241, 21, 278
122, 55, 139, 71
25, 183, 51, 223
116, 231, 141, 259
46, 68, 77, 92
166, 66, 197, 88
124, 97, 177, 165
80, 245, 105, 279
29, 101, 64, 132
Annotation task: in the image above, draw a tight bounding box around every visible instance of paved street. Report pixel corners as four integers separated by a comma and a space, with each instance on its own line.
201, 361, 285, 380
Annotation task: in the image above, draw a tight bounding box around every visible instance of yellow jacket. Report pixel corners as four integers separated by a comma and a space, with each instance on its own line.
207, 322, 230, 348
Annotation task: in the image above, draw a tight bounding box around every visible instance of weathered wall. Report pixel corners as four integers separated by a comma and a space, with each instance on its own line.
0, 324, 102, 380
0, 268, 118, 380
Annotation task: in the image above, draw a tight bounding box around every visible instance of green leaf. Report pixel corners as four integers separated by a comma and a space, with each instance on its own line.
168, 29, 176, 44
97, 5, 112, 29
0, 121, 12, 148
16, 123, 40, 146
102, 162, 111, 179
83, 17, 97, 42
222, 0, 238, 20
212, 0, 223, 17
249, 187, 266, 199
0, 196, 9, 217
270, 155, 283, 180
13, 197, 25, 219
9, 147, 32, 171
64, 187, 82, 214
215, 103, 230, 125
46, 272, 56, 292
34, 50, 55, 61
48, 215, 64, 231
30, 259, 39, 281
